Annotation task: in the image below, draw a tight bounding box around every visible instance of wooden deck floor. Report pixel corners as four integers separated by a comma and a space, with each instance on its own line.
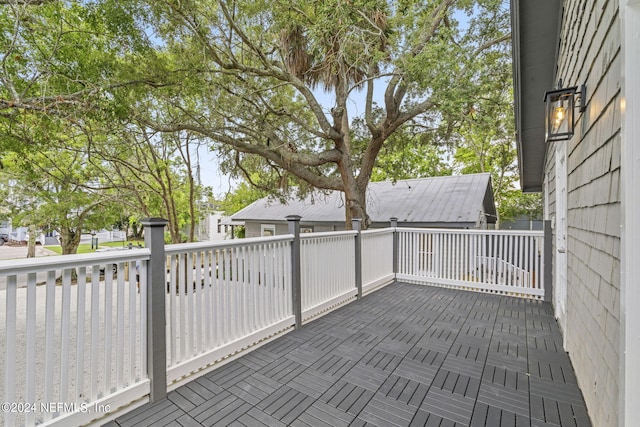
106, 282, 592, 427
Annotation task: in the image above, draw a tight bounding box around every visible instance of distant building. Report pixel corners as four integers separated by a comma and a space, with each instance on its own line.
0, 220, 11, 235
197, 211, 242, 241
232, 173, 497, 237
499, 215, 543, 231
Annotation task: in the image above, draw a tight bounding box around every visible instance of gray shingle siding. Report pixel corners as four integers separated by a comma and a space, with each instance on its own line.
544, 1, 621, 426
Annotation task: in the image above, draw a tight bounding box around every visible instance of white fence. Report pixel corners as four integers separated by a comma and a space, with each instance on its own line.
361, 229, 395, 294
1, 224, 547, 426
396, 228, 545, 299
300, 231, 357, 322
164, 237, 294, 386
0, 250, 150, 427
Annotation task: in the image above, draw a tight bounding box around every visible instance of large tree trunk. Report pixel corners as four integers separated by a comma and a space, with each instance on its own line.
130, 222, 143, 239
333, 70, 371, 230
59, 227, 81, 255
342, 182, 369, 230
26, 225, 37, 258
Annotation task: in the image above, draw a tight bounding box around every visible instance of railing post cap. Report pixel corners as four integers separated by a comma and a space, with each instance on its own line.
390, 217, 398, 221
285, 215, 302, 222
141, 218, 169, 227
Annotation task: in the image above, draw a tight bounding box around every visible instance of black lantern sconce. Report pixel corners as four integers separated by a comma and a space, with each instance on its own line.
543, 82, 586, 142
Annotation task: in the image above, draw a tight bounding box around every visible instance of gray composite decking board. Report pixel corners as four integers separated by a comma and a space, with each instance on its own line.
109, 282, 592, 427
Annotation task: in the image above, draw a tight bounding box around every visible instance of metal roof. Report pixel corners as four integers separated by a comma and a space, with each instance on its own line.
511, 0, 563, 192
231, 173, 496, 226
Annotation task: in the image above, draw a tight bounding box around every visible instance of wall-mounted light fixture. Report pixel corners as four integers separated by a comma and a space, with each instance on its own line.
543, 82, 586, 142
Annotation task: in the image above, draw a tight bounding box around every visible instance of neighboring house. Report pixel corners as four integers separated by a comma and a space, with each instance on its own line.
499, 215, 544, 231
511, 1, 639, 426
196, 211, 239, 241
8, 227, 45, 245
0, 220, 10, 236
232, 173, 496, 237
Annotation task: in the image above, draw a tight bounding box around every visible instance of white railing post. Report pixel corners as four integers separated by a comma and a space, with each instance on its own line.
287, 215, 302, 329
353, 218, 363, 299
544, 220, 552, 302
390, 217, 398, 276
142, 218, 168, 402
4, 275, 17, 427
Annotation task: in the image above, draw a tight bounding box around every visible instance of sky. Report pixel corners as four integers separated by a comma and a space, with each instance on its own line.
197, 146, 231, 196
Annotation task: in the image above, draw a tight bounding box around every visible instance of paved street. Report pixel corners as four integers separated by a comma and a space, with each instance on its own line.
0, 245, 59, 290
0, 244, 58, 260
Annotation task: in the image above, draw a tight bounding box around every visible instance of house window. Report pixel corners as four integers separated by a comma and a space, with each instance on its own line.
301, 226, 314, 233
261, 224, 276, 237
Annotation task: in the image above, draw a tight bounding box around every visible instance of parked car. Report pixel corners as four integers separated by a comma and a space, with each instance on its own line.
100, 263, 119, 275
0, 233, 8, 245
87, 262, 119, 276
88, 245, 143, 276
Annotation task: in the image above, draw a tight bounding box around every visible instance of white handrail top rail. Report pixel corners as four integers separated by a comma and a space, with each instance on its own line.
300, 230, 358, 240
361, 228, 394, 236
165, 234, 294, 255
0, 248, 151, 275
396, 227, 544, 237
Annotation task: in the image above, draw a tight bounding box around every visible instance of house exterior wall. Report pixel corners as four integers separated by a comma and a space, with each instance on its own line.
544, 1, 622, 425
243, 222, 340, 238
0, 220, 11, 235
620, 2, 640, 424
499, 217, 544, 231
243, 221, 485, 238
244, 222, 288, 238
200, 212, 233, 241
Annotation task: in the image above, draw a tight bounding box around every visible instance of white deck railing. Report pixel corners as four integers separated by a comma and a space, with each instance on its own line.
396, 228, 544, 299
164, 236, 294, 385
361, 229, 395, 294
0, 250, 150, 427
300, 231, 357, 322
1, 224, 547, 426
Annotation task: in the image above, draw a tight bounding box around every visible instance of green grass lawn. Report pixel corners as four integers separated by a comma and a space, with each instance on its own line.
46, 240, 144, 255
100, 240, 144, 248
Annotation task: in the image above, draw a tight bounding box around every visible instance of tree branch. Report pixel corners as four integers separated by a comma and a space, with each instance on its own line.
143, 119, 344, 191
0, 0, 56, 4
164, 0, 340, 139
473, 33, 511, 56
